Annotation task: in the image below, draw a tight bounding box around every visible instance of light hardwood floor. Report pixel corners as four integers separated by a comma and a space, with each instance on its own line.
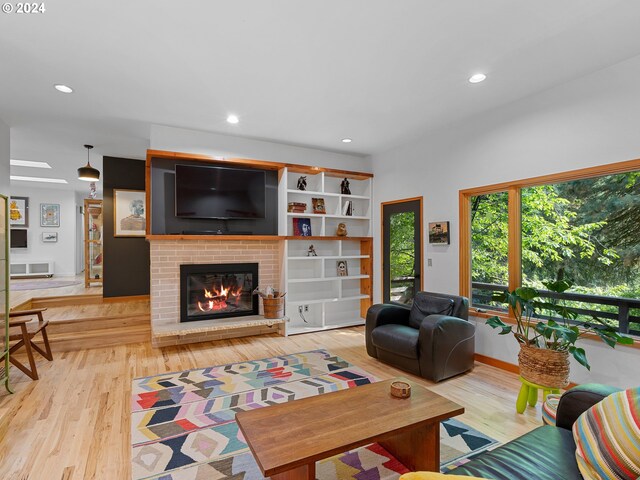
0, 327, 542, 480
10, 275, 102, 309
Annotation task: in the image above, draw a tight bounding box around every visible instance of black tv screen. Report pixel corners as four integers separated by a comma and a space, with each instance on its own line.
175, 164, 267, 220
10, 229, 27, 248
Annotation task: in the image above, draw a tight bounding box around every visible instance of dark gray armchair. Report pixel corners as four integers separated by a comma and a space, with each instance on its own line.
365, 291, 475, 382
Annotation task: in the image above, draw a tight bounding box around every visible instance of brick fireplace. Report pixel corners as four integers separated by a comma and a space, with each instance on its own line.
149, 239, 283, 347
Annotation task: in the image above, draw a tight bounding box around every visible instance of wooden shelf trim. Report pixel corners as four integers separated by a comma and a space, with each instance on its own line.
146, 149, 373, 179
146, 234, 285, 241
285, 236, 372, 241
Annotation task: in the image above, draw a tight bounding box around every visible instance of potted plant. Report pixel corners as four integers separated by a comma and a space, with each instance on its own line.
486, 280, 633, 388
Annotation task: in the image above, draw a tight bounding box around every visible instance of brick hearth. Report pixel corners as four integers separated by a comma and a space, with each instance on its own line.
149, 239, 283, 346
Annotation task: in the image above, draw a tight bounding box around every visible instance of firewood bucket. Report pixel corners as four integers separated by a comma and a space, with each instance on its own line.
262, 297, 285, 319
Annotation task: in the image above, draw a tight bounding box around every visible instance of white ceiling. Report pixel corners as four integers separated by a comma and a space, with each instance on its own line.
2, 0, 640, 190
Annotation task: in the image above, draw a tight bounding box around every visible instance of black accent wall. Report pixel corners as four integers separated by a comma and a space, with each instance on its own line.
150, 157, 278, 235
103, 156, 150, 297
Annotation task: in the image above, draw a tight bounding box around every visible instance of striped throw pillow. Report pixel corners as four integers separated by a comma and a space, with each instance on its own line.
542, 393, 561, 426
573, 387, 640, 480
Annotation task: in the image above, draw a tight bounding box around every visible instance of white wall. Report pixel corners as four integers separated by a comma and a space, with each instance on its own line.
0, 118, 9, 195
372, 54, 640, 388
150, 125, 371, 173
9, 186, 79, 276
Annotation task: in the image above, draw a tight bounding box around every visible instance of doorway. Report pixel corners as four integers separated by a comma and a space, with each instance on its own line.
381, 197, 423, 304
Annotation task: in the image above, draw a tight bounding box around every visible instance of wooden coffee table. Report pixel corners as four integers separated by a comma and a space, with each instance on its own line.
235, 377, 464, 480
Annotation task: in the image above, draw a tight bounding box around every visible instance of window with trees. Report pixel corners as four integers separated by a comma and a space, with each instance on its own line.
461, 161, 640, 335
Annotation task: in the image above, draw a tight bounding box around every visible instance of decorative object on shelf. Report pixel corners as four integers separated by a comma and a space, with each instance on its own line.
296, 176, 307, 191
342, 200, 353, 216
253, 286, 286, 319
307, 244, 317, 256
336, 260, 348, 276
390, 380, 411, 398
89, 182, 97, 199
114, 189, 146, 237
287, 202, 307, 213
40, 203, 60, 227
9, 196, 28, 227
84, 199, 103, 287
293, 217, 312, 236
428, 221, 450, 245
486, 281, 633, 389
336, 222, 348, 236
77, 144, 100, 182
312, 198, 326, 214
341, 178, 351, 195
42, 232, 58, 243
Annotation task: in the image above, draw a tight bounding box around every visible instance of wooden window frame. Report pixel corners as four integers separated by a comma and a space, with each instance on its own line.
459, 157, 640, 320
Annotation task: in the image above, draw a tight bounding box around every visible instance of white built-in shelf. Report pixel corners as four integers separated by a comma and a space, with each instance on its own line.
286, 212, 369, 220
288, 255, 370, 260
287, 189, 340, 197
282, 168, 372, 336
286, 189, 369, 201
287, 317, 366, 336
287, 294, 369, 305
288, 275, 370, 283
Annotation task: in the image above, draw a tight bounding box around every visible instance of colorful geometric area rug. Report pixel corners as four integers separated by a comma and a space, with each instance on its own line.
131, 349, 498, 480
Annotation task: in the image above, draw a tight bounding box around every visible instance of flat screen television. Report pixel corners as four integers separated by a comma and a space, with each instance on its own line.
10, 229, 27, 249
175, 164, 267, 220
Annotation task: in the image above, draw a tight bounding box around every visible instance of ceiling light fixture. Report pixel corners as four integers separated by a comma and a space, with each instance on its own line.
10, 159, 52, 169
77, 144, 100, 181
468, 73, 487, 84
54, 84, 74, 93
342, 138, 353, 143
226, 114, 239, 124
10, 175, 68, 184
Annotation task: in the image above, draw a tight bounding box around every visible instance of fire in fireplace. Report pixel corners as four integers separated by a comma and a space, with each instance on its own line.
180, 263, 259, 322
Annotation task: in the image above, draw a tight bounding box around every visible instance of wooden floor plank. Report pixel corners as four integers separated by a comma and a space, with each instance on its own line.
0, 327, 543, 480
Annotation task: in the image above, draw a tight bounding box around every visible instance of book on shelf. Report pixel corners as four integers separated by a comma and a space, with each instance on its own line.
342, 201, 353, 216
292, 218, 312, 236
288, 202, 307, 213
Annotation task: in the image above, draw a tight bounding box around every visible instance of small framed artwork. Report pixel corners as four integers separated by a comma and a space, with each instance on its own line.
42, 232, 58, 243
114, 189, 146, 237
429, 221, 450, 245
293, 218, 312, 237
9, 196, 29, 227
312, 198, 326, 214
336, 260, 349, 276
40, 203, 60, 227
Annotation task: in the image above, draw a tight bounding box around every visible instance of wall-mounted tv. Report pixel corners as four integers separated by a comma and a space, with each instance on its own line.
175, 164, 267, 220
10, 229, 27, 249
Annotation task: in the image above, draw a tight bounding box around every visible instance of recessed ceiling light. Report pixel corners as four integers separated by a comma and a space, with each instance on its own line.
10, 175, 68, 184
342, 138, 352, 143
54, 84, 74, 93
226, 114, 239, 124
10, 159, 52, 169
468, 73, 487, 84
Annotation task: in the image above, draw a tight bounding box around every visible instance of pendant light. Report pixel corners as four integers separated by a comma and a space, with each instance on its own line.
78, 144, 100, 181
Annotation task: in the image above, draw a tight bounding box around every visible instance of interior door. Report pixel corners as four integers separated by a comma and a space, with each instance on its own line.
382, 197, 423, 304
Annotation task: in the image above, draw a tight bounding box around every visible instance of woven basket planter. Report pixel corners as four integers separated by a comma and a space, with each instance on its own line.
518, 344, 570, 389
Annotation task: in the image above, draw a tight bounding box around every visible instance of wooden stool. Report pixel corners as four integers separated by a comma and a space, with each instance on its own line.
516, 376, 560, 413
8, 308, 53, 380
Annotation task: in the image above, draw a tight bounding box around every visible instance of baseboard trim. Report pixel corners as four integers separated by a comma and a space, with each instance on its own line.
474, 353, 519, 374
474, 353, 578, 389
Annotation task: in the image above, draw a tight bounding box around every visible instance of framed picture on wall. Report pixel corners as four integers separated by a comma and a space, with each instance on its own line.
42, 232, 58, 243
40, 203, 60, 227
114, 189, 146, 237
428, 221, 450, 245
9, 196, 28, 227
